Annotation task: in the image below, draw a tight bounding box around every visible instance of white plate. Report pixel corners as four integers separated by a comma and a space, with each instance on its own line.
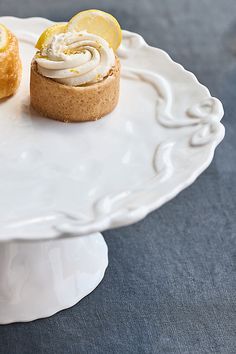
0, 17, 224, 241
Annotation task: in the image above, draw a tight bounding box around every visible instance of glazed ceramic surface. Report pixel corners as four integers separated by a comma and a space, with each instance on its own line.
0, 233, 108, 324
0, 17, 224, 241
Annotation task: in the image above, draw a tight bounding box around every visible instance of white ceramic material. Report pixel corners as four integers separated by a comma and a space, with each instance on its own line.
0, 17, 225, 241
0, 17, 224, 323
0, 233, 108, 324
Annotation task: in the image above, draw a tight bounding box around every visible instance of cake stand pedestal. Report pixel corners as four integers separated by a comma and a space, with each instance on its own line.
0, 233, 108, 324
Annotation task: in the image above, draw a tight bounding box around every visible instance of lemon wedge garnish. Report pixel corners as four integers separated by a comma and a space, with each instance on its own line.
35, 23, 67, 50
67, 9, 122, 51
0, 24, 9, 52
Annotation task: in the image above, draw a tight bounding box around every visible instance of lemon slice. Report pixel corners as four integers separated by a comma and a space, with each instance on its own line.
67, 9, 122, 51
35, 23, 67, 50
0, 24, 9, 52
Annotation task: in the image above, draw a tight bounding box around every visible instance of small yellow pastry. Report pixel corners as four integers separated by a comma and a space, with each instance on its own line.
30, 10, 122, 122
0, 24, 22, 99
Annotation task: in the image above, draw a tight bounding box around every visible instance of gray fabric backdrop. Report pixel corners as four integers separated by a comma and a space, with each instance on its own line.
0, 0, 236, 353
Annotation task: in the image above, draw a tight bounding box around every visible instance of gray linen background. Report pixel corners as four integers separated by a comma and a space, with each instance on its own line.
0, 0, 236, 353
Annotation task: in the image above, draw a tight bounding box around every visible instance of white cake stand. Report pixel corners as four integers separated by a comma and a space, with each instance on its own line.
0, 17, 225, 324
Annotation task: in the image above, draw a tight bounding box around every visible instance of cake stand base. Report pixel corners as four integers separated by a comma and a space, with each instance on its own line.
0, 233, 108, 324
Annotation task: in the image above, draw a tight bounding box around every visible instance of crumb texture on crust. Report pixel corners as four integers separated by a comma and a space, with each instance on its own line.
0, 31, 22, 99
30, 57, 120, 122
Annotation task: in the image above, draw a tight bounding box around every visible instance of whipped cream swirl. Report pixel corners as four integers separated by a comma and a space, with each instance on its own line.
35, 31, 115, 86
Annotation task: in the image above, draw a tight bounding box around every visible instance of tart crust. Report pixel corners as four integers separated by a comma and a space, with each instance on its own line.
30, 57, 120, 122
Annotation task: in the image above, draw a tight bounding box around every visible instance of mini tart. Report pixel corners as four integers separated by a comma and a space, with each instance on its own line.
0, 28, 22, 99
30, 57, 120, 122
